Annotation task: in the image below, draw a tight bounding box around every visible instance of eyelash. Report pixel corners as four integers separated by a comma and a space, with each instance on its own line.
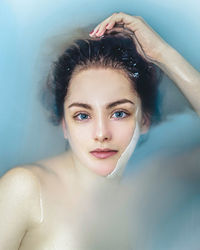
73, 110, 130, 121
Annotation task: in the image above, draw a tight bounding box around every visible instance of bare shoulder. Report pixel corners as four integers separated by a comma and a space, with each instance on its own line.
0, 151, 73, 201
0, 166, 43, 226
0, 167, 44, 249
0, 166, 41, 193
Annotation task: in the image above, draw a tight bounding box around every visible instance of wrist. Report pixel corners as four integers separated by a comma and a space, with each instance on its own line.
155, 44, 178, 69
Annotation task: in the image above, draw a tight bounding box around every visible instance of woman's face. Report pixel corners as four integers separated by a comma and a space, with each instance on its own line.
62, 67, 148, 177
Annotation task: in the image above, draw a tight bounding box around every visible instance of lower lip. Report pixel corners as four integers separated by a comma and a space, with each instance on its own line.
90, 151, 118, 159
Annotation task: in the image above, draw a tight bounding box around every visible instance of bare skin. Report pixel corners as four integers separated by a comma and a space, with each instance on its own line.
0, 68, 147, 250
90, 12, 200, 116
0, 12, 199, 250
0, 151, 107, 250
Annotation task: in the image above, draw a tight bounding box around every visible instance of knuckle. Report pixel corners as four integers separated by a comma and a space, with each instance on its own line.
136, 16, 144, 21
110, 11, 123, 19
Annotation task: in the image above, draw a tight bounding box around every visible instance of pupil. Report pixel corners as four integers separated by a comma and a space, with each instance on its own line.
116, 112, 122, 117
81, 114, 87, 119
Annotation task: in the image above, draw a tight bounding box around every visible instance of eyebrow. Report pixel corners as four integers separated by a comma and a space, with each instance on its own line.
67, 99, 135, 110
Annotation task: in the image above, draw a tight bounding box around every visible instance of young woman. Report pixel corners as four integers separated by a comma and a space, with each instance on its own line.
0, 12, 199, 250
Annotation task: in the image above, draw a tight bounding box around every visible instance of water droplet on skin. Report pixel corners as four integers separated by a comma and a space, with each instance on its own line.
133, 72, 139, 78
129, 72, 139, 78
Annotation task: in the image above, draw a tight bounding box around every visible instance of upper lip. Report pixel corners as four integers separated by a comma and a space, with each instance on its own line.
90, 148, 118, 152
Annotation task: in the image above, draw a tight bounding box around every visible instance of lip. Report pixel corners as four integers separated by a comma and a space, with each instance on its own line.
90, 149, 118, 159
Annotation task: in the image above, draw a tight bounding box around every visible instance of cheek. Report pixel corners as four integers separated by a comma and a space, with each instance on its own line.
66, 123, 90, 149
113, 120, 136, 145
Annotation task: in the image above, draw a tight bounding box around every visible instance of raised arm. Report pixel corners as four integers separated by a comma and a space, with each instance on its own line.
155, 45, 200, 116
0, 167, 42, 250
89, 12, 200, 116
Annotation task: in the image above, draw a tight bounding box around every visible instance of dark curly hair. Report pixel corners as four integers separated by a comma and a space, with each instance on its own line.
41, 26, 162, 126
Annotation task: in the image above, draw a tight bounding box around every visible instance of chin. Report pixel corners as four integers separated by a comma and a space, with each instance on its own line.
87, 160, 118, 177
74, 151, 119, 176
89, 151, 122, 173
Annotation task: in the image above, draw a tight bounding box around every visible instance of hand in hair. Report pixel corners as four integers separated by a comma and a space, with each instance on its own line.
89, 12, 200, 116
89, 12, 169, 64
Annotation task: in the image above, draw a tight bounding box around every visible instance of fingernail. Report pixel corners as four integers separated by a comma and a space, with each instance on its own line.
106, 23, 111, 29
89, 30, 94, 34
99, 31, 104, 36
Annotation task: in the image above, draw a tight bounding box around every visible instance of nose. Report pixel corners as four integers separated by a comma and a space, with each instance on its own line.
93, 115, 112, 143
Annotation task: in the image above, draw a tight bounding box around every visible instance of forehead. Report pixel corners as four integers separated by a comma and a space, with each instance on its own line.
65, 68, 139, 104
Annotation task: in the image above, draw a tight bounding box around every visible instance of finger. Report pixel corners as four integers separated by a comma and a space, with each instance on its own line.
90, 12, 128, 37
89, 14, 112, 37
89, 15, 115, 37
95, 22, 114, 36
108, 13, 144, 34
89, 24, 101, 37
90, 12, 138, 37
95, 13, 123, 36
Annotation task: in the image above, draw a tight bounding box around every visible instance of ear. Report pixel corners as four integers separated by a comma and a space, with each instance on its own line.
62, 118, 68, 139
140, 113, 150, 135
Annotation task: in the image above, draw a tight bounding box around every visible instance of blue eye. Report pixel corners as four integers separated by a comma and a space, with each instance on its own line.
74, 111, 129, 121
112, 111, 128, 119
75, 113, 89, 121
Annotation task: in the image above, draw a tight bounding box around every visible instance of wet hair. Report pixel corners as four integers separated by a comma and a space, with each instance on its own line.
42, 27, 162, 126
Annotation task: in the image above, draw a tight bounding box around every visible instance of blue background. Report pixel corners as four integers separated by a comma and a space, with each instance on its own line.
0, 0, 200, 176
0, 1, 200, 248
